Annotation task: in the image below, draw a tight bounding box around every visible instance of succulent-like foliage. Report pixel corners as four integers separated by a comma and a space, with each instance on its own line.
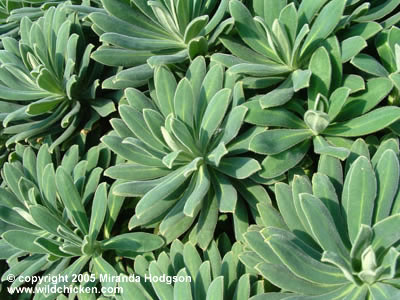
103, 57, 264, 249
89, 0, 232, 88
244, 61, 400, 177
1, 0, 400, 299
0, 0, 48, 45
0, 0, 101, 47
240, 138, 400, 299
212, 0, 347, 92
117, 235, 266, 300
0, 5, 115, 152
350, 26, 400, 107
216, 0, 399, 90
0, 144, 164, 298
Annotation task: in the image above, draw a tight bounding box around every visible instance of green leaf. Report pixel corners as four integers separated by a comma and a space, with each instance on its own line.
244, 100, 306, 128
218, 157, 261, 179
221, 106, 248, 145
324, 107, 400, 137
328, 87, 351, 122
259, 139, 310, 178
300, 0, 346, 59
351, 54, 390, 77
93, 256, 117, 296
341, 37, 367, 63
298, 0, 328, 27
374, 150, 399, 223
279, 3, 297, 46
2, 230, 45, 254
342, 156, 376, 243
229, 63, 291, 77
90, 98, 116, 117
174, 78, 194, 128
212, 170, 237, 213
154, 66, 177, 117
308, 47, 331, 109
173, 269, 193, 300
119, 105, 167, 153
372, 215, 400, 257
102, 232, 164, 252
184, 15, 208, 43
341, 22, 382, 41
266, 233, 347, 285
147, 50, 188, 68
258, 203, 288, 230
158, 185, 196, 243
342, 74, 365, 94
338, 78, 393, 120
34, 238, 70, 258
256, 262, 334, 295
148, 262, 174, 299
260, 77, 294, 109
56, 167, 89, 235
195, 192, 218, 250
313, 136, 350, 161
312, 173, 348, 244
356, 0, 400, 22
371, 139, 399, 168
274, 183, 301, 231
292, 69, 312, 92
188, 36, 208, 60
26, 96, 64, 116
206, 276, 224, 300
135, 158, 202, 220
229, 0, 278, 61
105, 164, 169, 181
102, 135, 163, 167
29, 205, 75, 240
183, 165, 210, 217
195, 63, 224, 126
0, 206, 38, 230
233, 274, 250, 300
218, 38, 272, 65
89, 183, 108, 241
250, 129, 312, 155
369, 282, 400, 300
199, 88, 232, 147
299, 193, 349, 259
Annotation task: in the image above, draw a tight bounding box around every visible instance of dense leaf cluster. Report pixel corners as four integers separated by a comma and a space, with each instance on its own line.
0, 0, 400, 299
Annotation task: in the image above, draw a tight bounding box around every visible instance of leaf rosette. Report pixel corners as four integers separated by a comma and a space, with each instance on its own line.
103, 57, 264, 249
89, 0, 233, 89
116, 235, 266, 300
240, 138, 400, 299
0, 4, 116, 153
245, 47, 400, 178
0, 144, 164, 298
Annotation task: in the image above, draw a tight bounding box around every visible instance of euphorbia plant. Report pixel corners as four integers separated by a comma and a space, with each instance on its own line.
351, 26, 400, 106
0, 5, 115, 152
213, 0, 347, 93
116, 235, 265, 300
103, 57, 264, 249
240, 138, 400, 299
89, 0, 232, 88
245, 66, 400, 178
0, 144, 164, 298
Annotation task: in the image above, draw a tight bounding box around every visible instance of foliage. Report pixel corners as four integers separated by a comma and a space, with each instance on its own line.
89, 0, 233, 89
0, 0, 400, 299
102, 57, 263, 249
240, 138, 400, 299
0, 4, 115, 153
0, 144, 164, 299
116, 235, 266, 300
